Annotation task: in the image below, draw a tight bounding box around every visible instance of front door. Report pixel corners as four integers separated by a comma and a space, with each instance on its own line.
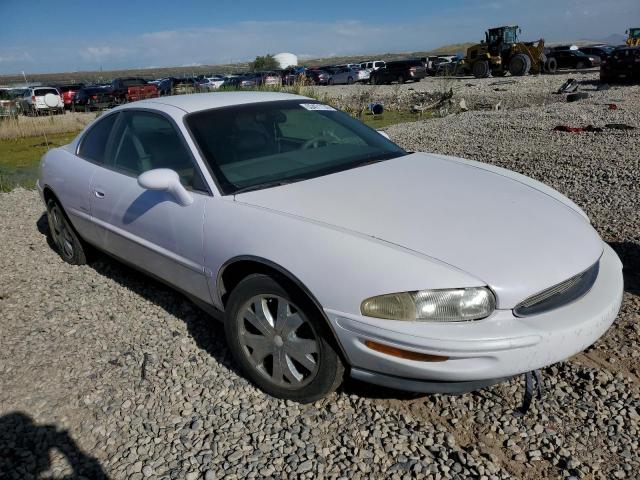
89, 109, 212, 303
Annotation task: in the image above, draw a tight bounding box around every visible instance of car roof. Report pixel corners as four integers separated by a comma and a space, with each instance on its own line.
120, 91, 311, 114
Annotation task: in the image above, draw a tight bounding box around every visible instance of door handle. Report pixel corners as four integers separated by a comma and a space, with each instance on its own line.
94, 189, 105, 198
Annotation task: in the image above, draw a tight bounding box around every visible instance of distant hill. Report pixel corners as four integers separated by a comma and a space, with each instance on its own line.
597, 33, 627, 45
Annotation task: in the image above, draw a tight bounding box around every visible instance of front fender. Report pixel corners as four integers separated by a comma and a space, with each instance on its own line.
204, 198, 485, 316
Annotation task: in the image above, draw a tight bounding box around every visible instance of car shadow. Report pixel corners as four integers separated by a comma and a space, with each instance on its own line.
0, 412, 109, 479
36, 213, 242, 381
608, 241, 640, 296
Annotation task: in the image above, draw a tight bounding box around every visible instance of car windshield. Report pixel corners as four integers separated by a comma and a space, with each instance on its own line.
186, 100, 407, 195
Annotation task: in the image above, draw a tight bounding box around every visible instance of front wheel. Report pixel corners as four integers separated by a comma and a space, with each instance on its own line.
46, 199, 88, 265
225, 274, 344, 403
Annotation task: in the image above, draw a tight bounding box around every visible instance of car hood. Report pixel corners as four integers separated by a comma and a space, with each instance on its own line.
235, 153, 603, 308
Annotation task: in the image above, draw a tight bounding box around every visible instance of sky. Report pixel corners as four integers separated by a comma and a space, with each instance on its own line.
1, 0, 638, 74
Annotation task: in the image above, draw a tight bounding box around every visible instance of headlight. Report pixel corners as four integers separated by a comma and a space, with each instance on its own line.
361, 287, 495, 322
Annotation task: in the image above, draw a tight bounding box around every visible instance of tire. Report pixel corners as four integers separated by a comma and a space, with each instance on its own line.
225, 274, 344, 403
46, 199, 88, 265
576, 61, 585, 70
509, 54, 531, 76
328, 78, 334, 85
566, 92, 589, 102
545, 57, 558, 74
397, 75, 405, 84
347, 77, 353, 85
472, 60, 490, 78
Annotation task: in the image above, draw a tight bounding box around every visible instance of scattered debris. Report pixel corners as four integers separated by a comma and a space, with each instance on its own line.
608, 103, 618, 110
566, 92, 589, 102
553, 125, 603, 133
494, 100, 502, 111
490, 79, 517, 86
368, 103, 384, 115
458, 98, 468, 111
553, 123, 637, 133
605, 123, 636, 130
557, 78, 579, 94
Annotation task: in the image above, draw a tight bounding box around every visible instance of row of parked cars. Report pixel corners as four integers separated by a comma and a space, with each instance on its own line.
2, 42, 636, 119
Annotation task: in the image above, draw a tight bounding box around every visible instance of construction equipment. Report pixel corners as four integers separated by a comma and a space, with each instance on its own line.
462, 26, 552, 78
626, 28, 640, 47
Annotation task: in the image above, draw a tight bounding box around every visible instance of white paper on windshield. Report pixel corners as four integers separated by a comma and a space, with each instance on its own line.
300, 103, 336, 111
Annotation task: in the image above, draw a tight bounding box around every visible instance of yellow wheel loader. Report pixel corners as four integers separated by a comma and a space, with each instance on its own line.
627, 28, 640, 47
462, 26, 553, 78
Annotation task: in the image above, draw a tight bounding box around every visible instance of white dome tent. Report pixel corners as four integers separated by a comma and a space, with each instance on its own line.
273, 53, 298, 69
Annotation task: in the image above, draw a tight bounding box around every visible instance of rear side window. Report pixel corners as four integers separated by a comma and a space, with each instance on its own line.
78, 113, 118, 164
35, 89, 58, 96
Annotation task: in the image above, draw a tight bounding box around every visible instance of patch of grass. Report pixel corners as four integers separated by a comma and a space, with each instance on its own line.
0, 131, 79, 192
359, 110, 427, 129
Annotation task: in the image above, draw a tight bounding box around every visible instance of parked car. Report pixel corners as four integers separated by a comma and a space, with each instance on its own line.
0, 88, 19, 118
600, 46, 640, 83
328, 67, 369, 85
549, 49, 602, 70
56, 84, 85, 110
304, 69, 331, 85
72, 86, 114, 112
38, 92, 622, 403
359, 60, 386, 72
110, 77, 159, 103
18, 87, 64, 115
262, 71, 283, 87
236, 73, 264, 88
202, 75, 226, 90
432, 56, 459, 75
579, 45, 615, 60
370, 59, 427, 84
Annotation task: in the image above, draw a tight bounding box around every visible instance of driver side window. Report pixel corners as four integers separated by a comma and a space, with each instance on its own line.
107, 110, 207, 192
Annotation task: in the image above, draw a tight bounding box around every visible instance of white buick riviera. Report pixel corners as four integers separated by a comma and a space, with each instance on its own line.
38, 92, 623, 402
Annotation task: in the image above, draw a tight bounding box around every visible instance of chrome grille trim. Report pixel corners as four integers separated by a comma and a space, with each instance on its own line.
514, 260, 600, 317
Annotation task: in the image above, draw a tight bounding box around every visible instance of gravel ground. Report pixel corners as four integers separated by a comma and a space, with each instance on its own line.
1, 71, 639, 480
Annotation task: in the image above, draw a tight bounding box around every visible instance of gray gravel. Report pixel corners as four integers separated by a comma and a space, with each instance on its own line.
1, 71, 639, 479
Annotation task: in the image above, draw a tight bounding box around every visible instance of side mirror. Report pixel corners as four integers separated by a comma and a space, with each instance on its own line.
137, 168, 193, 206
377, 130, 390, 140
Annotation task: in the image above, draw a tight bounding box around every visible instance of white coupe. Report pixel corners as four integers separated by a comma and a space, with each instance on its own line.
38, 92, 623, 402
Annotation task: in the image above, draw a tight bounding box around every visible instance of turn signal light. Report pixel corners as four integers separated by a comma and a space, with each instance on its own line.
364, 341, 449, 362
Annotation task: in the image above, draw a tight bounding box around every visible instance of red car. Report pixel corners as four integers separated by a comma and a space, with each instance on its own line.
56, 84, 85, 109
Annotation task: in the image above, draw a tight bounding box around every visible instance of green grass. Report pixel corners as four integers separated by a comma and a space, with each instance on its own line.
0, 131, 79, 192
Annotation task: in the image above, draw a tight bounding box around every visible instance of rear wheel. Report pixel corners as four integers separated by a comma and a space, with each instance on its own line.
397, 75, 405, 84
347, 77, 354, 85
46, 199, 88, 265
472, 60, 490, 78
545, 57, 558, 74
225, 274, 344, 403
509, 54, 531, 76
576, 61, 586, 70
328, 78, 334, 85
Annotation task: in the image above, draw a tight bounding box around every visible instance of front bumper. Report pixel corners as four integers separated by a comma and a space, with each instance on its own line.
326, 243, 623, 390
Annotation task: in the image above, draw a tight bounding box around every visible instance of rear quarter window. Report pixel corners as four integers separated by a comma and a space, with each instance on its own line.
78, 113, 119, 164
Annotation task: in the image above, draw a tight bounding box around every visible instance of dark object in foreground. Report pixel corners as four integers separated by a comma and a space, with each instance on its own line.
566, 92, 589, 102
516, 370, 543, 416
557, 78, 579, 94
